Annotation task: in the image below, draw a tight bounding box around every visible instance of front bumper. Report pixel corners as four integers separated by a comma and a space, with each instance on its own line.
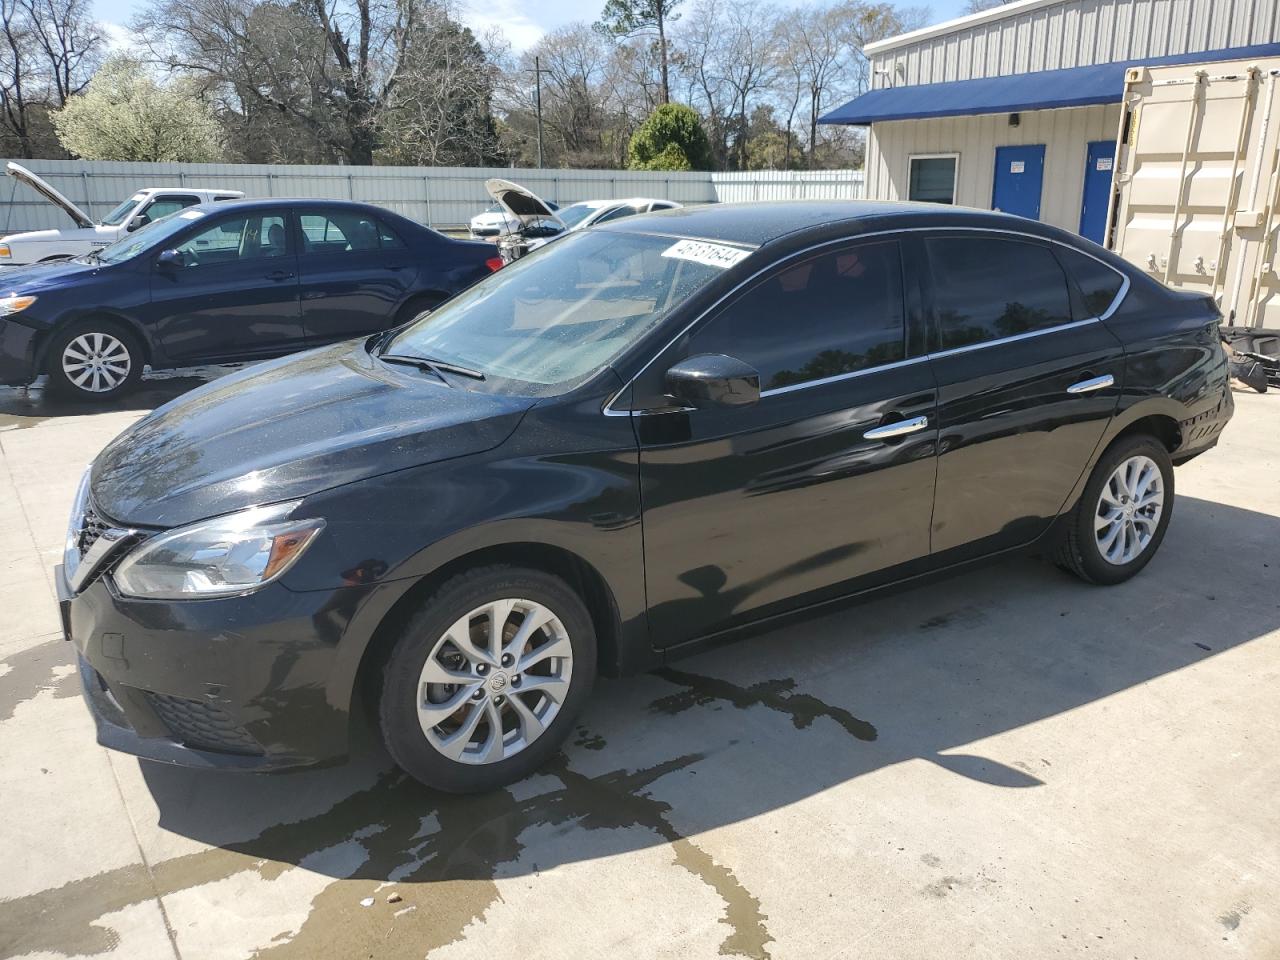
57, 561, 376, 772
0, 318, 40, 386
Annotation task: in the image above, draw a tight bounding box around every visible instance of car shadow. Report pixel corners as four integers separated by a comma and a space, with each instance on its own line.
0, 366, 240, 427
4, 493, 1274, 957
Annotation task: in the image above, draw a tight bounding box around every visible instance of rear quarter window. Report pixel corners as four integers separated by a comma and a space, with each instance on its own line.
1054, 247, 1126, 318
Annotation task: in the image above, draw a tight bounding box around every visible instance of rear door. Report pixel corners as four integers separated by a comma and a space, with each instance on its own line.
634, 237, 939, 647
148, 208, 303, 363
992, 145, 1046, 220
922, 231, 1126, 561
296, 208, 417, 342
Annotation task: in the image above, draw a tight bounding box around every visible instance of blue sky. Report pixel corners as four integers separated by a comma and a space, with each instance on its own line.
94, 0, 975, 52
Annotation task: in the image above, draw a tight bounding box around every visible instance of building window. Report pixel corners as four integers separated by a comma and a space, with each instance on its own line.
908, 155, 958, 204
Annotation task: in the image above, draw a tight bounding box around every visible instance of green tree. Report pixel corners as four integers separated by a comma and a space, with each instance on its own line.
595, 0, 680, 105
52, 56, 221, 160
628, 102, 711, 170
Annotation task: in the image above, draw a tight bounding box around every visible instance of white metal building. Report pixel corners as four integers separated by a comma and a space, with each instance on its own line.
822, 0, 1280, 243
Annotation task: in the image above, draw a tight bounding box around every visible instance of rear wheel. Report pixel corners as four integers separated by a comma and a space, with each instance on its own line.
1054, 434, 1174, 585
46, 320, 144, 400
377, 565, 596, 793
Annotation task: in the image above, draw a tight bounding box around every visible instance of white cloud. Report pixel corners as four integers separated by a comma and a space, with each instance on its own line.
459, 0, 547, 52
100, 21, 139, 55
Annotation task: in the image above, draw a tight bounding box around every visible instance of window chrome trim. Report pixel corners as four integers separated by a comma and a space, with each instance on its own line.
602, 225, 1131, 417
758, 354, 930, 398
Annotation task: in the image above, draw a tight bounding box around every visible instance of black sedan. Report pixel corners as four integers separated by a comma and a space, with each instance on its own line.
0, 198, 502, 400
57, 201, 1233, 792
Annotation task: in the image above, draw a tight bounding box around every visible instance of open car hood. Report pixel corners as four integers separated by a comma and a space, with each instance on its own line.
6, 162, 94, 229
484, 178, 567, 232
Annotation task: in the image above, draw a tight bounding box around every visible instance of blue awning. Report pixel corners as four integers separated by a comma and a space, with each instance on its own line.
820, 43, 1280, 125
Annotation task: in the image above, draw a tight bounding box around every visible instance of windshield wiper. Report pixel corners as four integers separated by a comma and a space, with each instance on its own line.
380, 353, 486, 381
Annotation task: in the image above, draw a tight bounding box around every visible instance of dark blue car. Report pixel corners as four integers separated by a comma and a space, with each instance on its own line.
0, 198, 502, 400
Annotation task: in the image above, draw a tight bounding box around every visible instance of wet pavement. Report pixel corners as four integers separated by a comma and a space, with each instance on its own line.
1, 376, 1278, 959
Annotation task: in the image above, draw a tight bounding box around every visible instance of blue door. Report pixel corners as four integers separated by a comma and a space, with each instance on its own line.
992, 145, 1046, 220
1079, 140, 1116, 245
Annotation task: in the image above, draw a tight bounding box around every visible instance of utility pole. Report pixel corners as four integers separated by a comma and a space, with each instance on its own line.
528, 56, 553, 168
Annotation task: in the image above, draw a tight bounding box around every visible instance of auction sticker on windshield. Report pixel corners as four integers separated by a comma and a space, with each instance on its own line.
179, 210, 207, 220
662, 239, 750, 269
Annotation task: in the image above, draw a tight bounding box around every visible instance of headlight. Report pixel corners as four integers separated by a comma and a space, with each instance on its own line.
113, 501, 325, 600
63, 466, 92, 581
0, 294, 35, 315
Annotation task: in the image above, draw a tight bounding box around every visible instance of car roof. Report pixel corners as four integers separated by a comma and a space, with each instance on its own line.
598, 199, 1076, 249
184, 197, 405, 217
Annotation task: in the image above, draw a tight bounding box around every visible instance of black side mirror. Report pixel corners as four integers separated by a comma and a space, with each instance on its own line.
665, 354, 760, 409
156, 249, 185, 270
127, 214, 150, 232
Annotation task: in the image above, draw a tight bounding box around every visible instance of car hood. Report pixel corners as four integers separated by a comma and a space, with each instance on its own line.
6, 162, 95, 228
0, 258, 103, 293
484, 178, 566, 231
90, 341, 537, 528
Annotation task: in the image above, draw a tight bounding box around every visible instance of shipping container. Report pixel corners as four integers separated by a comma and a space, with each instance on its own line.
1107, 55, 1280, 353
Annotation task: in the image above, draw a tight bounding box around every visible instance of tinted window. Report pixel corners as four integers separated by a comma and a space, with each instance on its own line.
595, 204, 643, 224
299, 211, 386, 253
909, 157, 956, 204
174, 213, 288, 265
377, 219, 406, 249
927, 237, 1072, 349
1055, 246, 1125, 318
688, 242, 906, 391
142, 196, 200, 222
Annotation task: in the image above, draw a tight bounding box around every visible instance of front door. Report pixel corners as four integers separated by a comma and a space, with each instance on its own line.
296, 208, 417, 343
922, 232, 1126, 561
633, 238, 939, 648
1079, 140, 1116, 245
149, 208, 303, 364
992, 145, 1046, 220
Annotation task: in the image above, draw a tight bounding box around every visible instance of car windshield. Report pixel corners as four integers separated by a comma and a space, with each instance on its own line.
557, 203, 602, 229
384, 230, 740, 393
91, 209, 208, 263
100, 193, 147, 226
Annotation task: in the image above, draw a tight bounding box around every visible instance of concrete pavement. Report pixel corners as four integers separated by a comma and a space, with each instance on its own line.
1, 374, 1277, 959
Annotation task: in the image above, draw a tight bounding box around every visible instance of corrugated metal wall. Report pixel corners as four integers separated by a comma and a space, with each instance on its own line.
865, 104, 1122, 232
0, 160, 864, 234
871, 0, 1280, 87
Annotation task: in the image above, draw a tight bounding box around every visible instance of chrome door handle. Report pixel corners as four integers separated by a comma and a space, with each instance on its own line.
864, 415, 929, 440
1067, 374, 1115, 394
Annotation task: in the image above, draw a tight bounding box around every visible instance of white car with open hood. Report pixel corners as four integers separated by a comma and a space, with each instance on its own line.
483, 178, 682, 261
0, 163, 244, 266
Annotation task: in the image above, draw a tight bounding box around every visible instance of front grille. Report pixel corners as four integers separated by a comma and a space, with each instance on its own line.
145, 693, 264, 756
77, 504, 110, 558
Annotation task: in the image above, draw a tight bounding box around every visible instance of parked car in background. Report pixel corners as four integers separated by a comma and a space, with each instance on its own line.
555, 197, 684, 234
469, 197, 560, 238
0, 163, 243, 266
57, 201, 1232, 792
0, 198, 502, 400
483, 178, 683, 260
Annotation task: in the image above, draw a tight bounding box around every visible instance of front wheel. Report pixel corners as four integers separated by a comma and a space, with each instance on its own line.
46, 321, 143, 400
1054, 434, 1174, 585
377, 565, 596, 793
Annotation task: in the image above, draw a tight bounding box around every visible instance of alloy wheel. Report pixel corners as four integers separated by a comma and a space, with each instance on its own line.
1095, 454, 1164, 565
416, 598, 573, 765
61, 332, 132, 393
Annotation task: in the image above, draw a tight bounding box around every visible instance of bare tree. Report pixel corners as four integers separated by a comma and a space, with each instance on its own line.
0, 0, 101, 156
595, 0, 681, 105
138, 0, 420, 164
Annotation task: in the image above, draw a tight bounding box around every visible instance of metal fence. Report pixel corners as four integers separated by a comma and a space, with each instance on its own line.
0, 159, 864, 234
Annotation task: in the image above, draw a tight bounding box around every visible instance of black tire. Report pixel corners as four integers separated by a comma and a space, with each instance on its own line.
1054, 434, 1175, 585
45, 319, 144, 400
377, 565, 596, 793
